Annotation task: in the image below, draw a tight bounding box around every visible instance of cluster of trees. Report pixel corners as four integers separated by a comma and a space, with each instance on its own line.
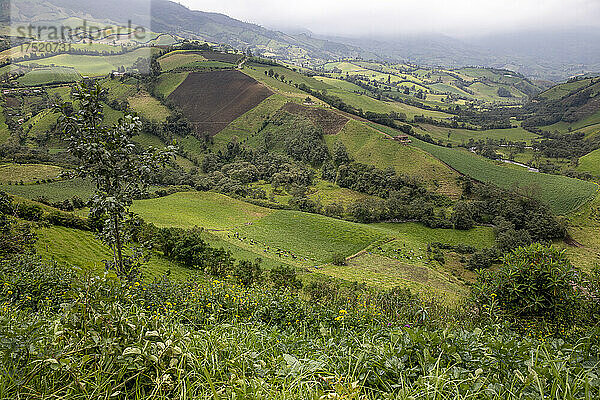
534, 131, 600, 159
135, 224, 302, 289
140, 112, 193, 144
263, 112, 329, 166
0, 191, 91, 233
34, 195, 86, 212
199, 141, 315, 198
413, 115, 474, 130
522, 84, 599, 127
0, 192, 37, 259
452, 180, 566, 269
497, 87, 512, 98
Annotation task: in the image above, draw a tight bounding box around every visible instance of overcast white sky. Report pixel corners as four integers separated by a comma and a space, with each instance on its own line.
178, 0, 600, 37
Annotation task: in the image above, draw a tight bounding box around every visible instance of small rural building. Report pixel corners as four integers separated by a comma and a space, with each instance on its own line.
392, 134, 411, 145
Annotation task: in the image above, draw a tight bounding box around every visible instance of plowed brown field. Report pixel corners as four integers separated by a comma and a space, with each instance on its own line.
168, 70, 273, 137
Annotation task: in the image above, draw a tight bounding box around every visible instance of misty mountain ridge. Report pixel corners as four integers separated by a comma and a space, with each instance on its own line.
8, 0, 600, 81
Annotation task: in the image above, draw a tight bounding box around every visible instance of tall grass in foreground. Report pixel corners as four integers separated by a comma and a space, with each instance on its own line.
1, 255, 599, 399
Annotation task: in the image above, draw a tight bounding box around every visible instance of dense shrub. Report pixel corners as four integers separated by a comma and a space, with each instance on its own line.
232, 258, 263, 286
45, 211, 89, 230
15, 203, 44, 221
1, 252, 600, 398
472, 244, 597, 327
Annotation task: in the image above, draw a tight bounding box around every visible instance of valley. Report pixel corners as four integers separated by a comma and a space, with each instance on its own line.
1, 2, 600, 398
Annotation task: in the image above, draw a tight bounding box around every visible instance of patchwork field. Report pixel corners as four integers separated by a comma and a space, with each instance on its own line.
129, 191, 496, 297
168, 70, 273, 137
19, 48, 155, 76
243, 64, 331, 95
370, 123, 599, 214
417, 123, 540, 145
158, 51, 207, 71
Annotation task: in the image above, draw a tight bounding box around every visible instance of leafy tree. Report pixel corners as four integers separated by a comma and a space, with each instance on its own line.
0, 192, 37, 259
451, 201, 475, 230
56, 81, 174, 277
472, 244, 583, 325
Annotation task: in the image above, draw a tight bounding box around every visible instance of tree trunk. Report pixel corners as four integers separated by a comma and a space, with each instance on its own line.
113, 213, 123, 274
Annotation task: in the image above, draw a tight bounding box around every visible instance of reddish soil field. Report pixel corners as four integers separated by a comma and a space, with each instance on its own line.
281, 102, 349, 135
168, 70, 273, 137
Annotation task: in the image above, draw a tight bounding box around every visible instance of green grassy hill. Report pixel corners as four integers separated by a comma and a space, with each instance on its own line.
18, 66, 82, 86
130, 191, 495, 297
369, 123, 599, 215
578, 148, 600, 177
19, 48, 157, 76
325, 119, 462, 197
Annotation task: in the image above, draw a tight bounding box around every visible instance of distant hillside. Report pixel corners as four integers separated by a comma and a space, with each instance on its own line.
320, 29, 600, 82
9, 0, 600, 80
523, 77, 600, 128
8, 0, 378, 67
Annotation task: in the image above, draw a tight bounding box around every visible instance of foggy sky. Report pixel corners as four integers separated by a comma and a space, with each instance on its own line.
179, 0, 600, 37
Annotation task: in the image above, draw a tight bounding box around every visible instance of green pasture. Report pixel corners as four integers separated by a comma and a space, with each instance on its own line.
371, 123, 598, 214
212, 94, 289, 150
20, 48, 155, 76
18, 66, 81, 86
131, 191, 273, 230
326, 120, 461, 197
24, 109, 59, 137
158, 51, 206, 71
128, 93, 171, 122
35, 226, 194, 281
0, 178, 95, 201
243, 64, 330, 94
538, 78, 595, 100
578, 148, 600, 177
417, 123, 540, 145
154, 72, 189, 98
